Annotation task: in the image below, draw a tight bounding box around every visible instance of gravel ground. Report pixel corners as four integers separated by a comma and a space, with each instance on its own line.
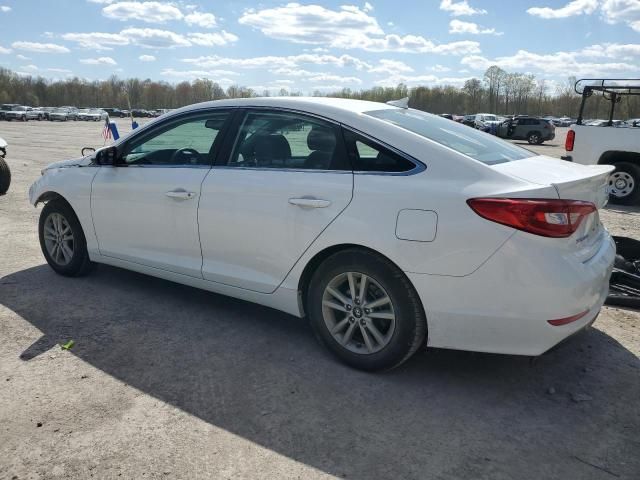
0, 120, 639, 480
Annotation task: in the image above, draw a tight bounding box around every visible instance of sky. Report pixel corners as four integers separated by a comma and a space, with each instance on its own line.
0, 0, 639, 94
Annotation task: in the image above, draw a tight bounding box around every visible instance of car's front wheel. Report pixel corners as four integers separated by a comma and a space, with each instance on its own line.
307, 249, 426, 371
609, 162, 640, 205
39, 199, 93, 276
0, 157, 10, 195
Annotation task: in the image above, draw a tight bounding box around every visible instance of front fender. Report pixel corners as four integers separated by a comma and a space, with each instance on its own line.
28, 165, 101, 256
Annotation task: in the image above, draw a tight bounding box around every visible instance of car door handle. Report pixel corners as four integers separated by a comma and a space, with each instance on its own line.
165, 189, 197, 200
288, 197, 332, 208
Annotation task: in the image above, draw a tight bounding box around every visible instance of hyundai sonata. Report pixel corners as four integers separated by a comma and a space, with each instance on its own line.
29, 97, 615, 371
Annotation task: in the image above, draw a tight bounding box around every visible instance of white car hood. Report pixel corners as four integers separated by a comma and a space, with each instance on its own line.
43, 156, 93, 171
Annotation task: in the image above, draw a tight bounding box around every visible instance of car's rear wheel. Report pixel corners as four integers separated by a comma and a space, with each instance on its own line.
0, 157, 10, 196
39, 200, 93, 276
527, 131, 541, 144
307, 249, 426, 371
609, 162, 640, 205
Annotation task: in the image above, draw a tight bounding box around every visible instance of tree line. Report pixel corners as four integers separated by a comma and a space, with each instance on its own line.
1, 66, 638, 119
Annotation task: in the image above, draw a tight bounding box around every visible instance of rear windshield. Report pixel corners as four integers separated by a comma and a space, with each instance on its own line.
366, 108, 535, 165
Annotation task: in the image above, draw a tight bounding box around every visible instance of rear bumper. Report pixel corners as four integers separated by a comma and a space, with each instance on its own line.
408, 232, 615, 356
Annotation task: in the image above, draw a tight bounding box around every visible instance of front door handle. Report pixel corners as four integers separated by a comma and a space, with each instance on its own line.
288, 197, 332, 208
166, 189, 197, 200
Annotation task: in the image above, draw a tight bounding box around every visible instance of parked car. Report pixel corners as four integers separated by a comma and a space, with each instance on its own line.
462, 114, 476, 127
4, 105, 31, 121
438, 113, 454, 120
563, 78, 640, 204
0, 103, 19, 120
40, 107, 56, 120
29, 97, 615, 371
85, 109, 108, 121
0, 135, 9, 195
131, 108, 151, 118
628, 118, 640, 127
101, 108, 126, 118
497, 116, 556, 144
48, 107, 73, 121
474, 113, 501, 131
75, 108, 91, 121
60, 106, 79, 120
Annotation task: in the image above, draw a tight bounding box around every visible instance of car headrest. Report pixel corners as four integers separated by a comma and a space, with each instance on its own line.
254, 134, 291, 160
307, 127, 336, 152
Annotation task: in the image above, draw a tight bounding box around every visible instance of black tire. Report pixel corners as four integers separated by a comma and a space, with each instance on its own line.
608, 162, 640, 205
527, 131, 541, 144
38, 199, 94, 277
0, 157, 10, 196
307, 249, 427, 371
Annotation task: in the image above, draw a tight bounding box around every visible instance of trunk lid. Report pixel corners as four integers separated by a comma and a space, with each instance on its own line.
493, 155, 612, 208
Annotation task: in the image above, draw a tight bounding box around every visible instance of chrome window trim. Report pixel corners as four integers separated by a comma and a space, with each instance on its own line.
341, 125, 426, 177
210, 165, 352, 174
105, 164, 212, 169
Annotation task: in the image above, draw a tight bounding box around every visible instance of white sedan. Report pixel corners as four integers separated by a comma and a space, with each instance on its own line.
29, 97, 615, 371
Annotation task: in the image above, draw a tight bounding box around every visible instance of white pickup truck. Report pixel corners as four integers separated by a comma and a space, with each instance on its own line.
563, 79, 640, 204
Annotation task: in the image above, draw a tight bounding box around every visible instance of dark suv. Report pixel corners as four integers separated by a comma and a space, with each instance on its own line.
497, 116, 555, 144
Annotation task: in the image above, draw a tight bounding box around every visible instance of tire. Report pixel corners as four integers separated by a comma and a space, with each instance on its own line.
608, 162, 640, 205
38, 199, 94, 276
527, 131, 541, 144
306, 249, 427, 371
0, 157, 10, 196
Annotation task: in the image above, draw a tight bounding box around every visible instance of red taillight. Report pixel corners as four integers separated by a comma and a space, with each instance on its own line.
565, 130, 575, 151
547, 310, 589, 326
467, 198, 596, 238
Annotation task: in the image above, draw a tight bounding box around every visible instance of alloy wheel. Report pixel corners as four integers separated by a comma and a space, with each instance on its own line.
43, 213, 74, 266
321, 271, 396, 354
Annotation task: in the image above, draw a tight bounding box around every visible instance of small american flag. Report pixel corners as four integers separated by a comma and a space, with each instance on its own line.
102, 116, 112, 141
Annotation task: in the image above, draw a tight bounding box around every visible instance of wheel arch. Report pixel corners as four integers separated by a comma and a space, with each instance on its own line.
34, 190, 68, 206
296, 243, 427, 320
598, 150, 640, 166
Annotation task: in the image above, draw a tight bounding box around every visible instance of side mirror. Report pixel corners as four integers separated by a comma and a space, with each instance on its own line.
95, 146, 119, 165
81, 147, 96, 156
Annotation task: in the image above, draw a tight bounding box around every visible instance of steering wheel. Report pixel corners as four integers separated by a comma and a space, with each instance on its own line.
170, 147, 201, 165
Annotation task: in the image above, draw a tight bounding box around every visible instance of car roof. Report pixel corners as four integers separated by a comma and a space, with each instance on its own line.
165, 97, 398, 124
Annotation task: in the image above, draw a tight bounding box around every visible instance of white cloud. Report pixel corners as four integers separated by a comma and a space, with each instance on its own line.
184, 11, 216, 28
182, 53, 373, 71
22, 64, 39, 71
363, 2, 373, 12
16, 54, 31, 60
581, 42, 640, 59
439, 0, 487, 16
527, 0, 599, 19
307, 74, 362, 84
11, 41, 70, 53
139, 54, 156, 62
461, 48, 637, 76
239, 3, 480, 54
375, 74, 471, 87
160, 68, 236, 84
121, 27, 191, 48
1, 6, 11, 12
80, 56, 117, 65
369, 59, 414, 74
47, 68, 73, 74
102, 1, 183, 23
187, 31, 238, 46
61, 32, 129, 50
430, 64, 451, 72
0, 45, 11, 54
449, 19, 502, 35
601, 0, 640, 32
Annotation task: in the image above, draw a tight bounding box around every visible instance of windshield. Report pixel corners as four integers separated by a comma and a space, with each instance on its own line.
366, 108, 535, 165
482, 115, 497, 121
12, 106, 27, 111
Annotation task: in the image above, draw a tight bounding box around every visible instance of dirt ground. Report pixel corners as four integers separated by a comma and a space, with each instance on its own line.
0, 119, 638, 480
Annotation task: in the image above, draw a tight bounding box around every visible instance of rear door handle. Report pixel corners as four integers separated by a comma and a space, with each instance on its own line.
288, 197, 332, 208
166, 189, 197, 200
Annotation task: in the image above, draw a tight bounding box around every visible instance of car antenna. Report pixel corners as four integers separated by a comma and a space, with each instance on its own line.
386, 97, 409, 109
